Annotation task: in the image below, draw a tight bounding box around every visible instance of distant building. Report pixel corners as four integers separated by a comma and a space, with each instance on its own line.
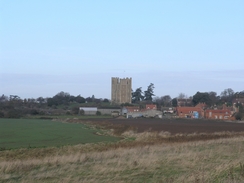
111, 77, 132, 104
176, 106, 204, 118
145, 104, 157, 110
79, 107, 97, 115
205, 109, 232, 120
122, 106, 140, 114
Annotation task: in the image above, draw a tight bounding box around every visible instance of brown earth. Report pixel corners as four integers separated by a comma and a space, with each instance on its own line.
80, 118, 244, 135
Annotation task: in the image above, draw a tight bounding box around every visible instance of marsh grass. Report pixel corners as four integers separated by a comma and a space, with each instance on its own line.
1, 134, 244, 182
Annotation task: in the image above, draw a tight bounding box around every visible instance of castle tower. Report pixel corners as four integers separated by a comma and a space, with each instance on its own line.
111, 77, 132, 104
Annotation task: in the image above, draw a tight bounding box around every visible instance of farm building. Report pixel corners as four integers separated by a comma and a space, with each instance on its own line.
122, 106, 140, 115
97, 107, 121, 115
127, 109, 163, 118
79, 107, 97, 115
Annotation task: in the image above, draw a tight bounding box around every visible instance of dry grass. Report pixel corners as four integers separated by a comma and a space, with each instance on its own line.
1, 132, 244, 182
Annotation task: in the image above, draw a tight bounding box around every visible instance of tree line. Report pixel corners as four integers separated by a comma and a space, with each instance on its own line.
131, 85, 244, 119
0, 85, 244, 119
0, 92, 110, 118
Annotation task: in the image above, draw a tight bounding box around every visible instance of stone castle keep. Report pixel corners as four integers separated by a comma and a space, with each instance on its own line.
111, 77, 132, 104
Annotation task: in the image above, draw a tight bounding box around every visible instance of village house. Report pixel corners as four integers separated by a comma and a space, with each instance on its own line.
122, 105, 163, 118
176, 106, 204, 118
121, 106, 140, 115
145, 104, 157, 110
205, 109, 232, 120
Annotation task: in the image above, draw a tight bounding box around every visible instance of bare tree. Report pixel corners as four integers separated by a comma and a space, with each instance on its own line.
178, 93, 187, 99
221, 88, 234, 104
161, 95, 172, 107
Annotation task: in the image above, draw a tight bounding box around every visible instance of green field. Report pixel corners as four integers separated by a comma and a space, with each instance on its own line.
0, 118, 119, 149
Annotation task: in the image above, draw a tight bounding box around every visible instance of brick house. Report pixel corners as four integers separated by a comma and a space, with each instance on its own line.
176, 107, 204, 118
122, 106, 140, 115
145, 104, 157, 110
232, 98, 244, 105
205, 109, 232, 120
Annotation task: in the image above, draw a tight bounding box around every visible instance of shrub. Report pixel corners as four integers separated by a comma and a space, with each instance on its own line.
29, 109, 39, 115
6, 109, 23, 118
80, 109, 85, 115
96, 111, 101, 116
72, 107, 79, 115
0, 111, 4, 118
235, 112, 243, 120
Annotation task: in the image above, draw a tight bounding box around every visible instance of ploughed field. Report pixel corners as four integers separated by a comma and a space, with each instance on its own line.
82, 118, 244, 135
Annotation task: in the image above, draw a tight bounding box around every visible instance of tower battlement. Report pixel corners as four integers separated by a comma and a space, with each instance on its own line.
111, 77, 132, 104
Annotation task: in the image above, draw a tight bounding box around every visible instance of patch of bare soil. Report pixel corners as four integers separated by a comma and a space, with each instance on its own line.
80, 118, 244, 135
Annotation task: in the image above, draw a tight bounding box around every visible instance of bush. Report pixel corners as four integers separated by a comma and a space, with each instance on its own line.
72, 107, 79, 115
0, 111, 4, 118
80, 109, 85, 115
6, 109, 23, 118
96, 111, 101, 116
29, 109, 39, 115
235, 112, 243, 120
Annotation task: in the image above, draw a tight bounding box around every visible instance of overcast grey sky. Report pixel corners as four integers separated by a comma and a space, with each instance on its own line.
1, 1, 244, 99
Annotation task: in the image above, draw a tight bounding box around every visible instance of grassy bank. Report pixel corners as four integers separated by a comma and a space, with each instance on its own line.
1, 135, 244, 182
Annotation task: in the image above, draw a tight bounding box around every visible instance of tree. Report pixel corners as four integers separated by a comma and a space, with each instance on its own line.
192, 92, 211, 106
132, 87, 144, 103
72, 106, 79, 115
47, 91, 71, 106
208, 91, 218, 106
103, 98, 109, 103
75, 95, 86, 103
0, 95, 8, 103
178, 93, 187, 99
144, 83, 155, 101
153, 96, 162, 106
36, 97, 45, 104
172, 98, 178, 107
86, 97, 92, 103
161, 95, 172, 107
235, 112, 243, 120
221, 88, 234, 104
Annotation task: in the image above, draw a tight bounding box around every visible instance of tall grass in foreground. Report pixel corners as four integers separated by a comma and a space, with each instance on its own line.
1, 135, 244, 182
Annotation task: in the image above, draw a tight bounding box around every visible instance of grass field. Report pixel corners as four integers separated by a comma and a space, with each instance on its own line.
0, 119, 119, 149
1, 118, 244, 182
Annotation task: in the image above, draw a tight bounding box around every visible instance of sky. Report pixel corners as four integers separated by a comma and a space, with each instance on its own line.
1, 0, 244, 99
